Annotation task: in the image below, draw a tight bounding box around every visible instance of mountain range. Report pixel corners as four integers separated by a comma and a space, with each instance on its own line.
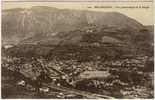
2, 6, 147, 45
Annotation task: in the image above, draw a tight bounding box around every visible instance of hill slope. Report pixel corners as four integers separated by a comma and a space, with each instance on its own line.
2, 6, 144, 45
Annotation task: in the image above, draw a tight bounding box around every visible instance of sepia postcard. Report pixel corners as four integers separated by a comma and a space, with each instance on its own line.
1, 0, 154, 99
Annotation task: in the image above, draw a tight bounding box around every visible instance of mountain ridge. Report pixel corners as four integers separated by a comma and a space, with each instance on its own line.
2, 6, 144, 45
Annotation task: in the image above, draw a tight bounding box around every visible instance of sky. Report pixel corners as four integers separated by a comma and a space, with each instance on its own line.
2, 1, 154, 25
